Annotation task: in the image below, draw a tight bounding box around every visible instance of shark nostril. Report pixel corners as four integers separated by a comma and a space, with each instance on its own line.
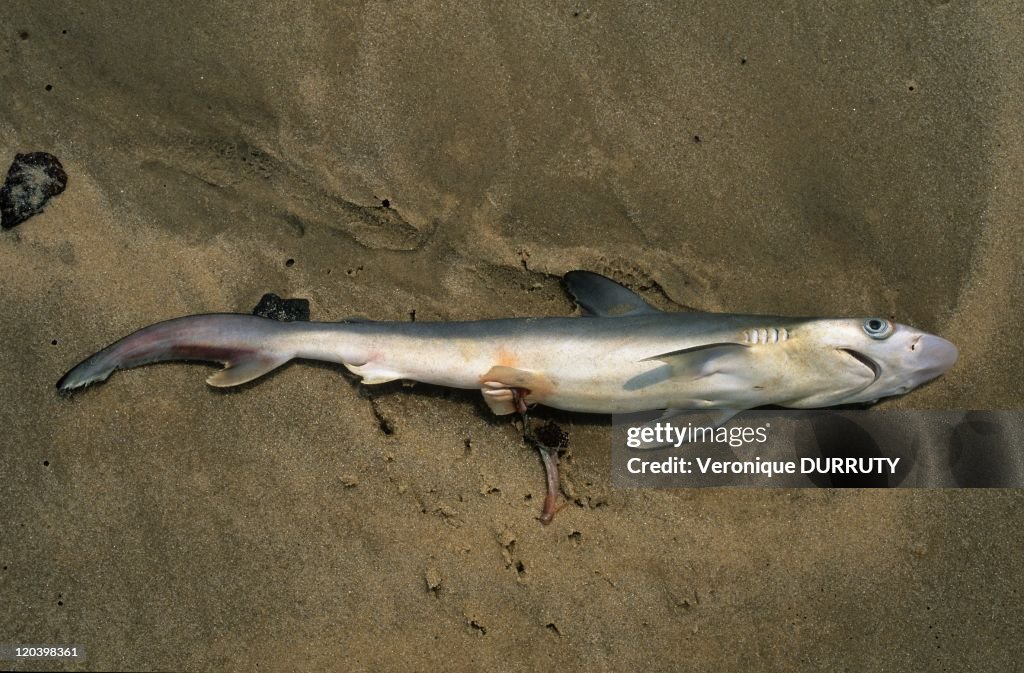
910, 336, 921, 352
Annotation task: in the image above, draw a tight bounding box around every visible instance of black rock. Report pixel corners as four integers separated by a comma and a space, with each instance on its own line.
535, 421, 569, 449
252, 293, 311, 322
1, 152, 68, 229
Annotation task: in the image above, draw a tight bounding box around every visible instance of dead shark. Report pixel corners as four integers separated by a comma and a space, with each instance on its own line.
58, 271, 958, 521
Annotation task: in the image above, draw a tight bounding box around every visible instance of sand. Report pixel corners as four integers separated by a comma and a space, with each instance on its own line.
2, 1, 1022, 670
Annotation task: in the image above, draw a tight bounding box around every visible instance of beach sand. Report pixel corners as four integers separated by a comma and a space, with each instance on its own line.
2, 2, 1022, 670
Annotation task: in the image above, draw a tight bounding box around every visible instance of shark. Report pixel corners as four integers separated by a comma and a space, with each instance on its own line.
58, 271, 958, 521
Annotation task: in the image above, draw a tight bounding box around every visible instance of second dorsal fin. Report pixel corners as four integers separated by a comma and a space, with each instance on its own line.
563, 271, 660, 317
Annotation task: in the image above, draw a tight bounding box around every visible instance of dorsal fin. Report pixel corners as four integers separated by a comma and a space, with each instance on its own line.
563, 271, 660, 317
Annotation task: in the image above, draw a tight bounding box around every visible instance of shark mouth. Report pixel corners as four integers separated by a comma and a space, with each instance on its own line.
839, 348, 881, 383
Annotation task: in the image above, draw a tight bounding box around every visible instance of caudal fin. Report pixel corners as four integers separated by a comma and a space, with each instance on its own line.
57, 314, 295, 393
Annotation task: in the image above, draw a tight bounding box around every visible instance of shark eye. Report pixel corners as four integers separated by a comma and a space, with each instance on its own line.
863, 318, 893, 340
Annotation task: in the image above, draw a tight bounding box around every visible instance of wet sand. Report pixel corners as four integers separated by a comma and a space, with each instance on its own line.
2, 2, 1022, 670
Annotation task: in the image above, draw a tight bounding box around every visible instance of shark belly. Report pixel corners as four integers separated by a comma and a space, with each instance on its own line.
339, 325, 773, 414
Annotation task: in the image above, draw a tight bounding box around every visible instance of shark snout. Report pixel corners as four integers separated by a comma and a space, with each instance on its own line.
913, 334, 959, 381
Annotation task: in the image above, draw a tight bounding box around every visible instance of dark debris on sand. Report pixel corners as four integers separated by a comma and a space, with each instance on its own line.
534, 421, 569, 449
0, 152, 68, 229
252, 293, 310, 322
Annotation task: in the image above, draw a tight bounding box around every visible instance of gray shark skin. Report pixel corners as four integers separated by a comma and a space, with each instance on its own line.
58, 271, 958, 420
57, 271, 958, 523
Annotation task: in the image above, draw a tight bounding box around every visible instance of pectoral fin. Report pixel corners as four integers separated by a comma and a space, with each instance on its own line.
628, 407, 745, 450
642, 343, 750, 380
563, 271, 661, 317
657, 407, 740, 427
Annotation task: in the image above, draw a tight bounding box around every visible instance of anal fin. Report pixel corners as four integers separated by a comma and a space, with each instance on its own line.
206, 353, 291, 387
345, 362, 402, 385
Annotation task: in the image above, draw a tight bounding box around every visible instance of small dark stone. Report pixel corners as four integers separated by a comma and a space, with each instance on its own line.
252, 293, 310, 322
1, 152, 68, 229
535, 421, 569, 449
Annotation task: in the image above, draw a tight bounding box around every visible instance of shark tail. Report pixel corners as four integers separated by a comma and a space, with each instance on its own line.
57, 314, 298, 393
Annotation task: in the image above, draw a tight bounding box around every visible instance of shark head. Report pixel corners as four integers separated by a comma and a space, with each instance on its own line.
783, 317, 958, 407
